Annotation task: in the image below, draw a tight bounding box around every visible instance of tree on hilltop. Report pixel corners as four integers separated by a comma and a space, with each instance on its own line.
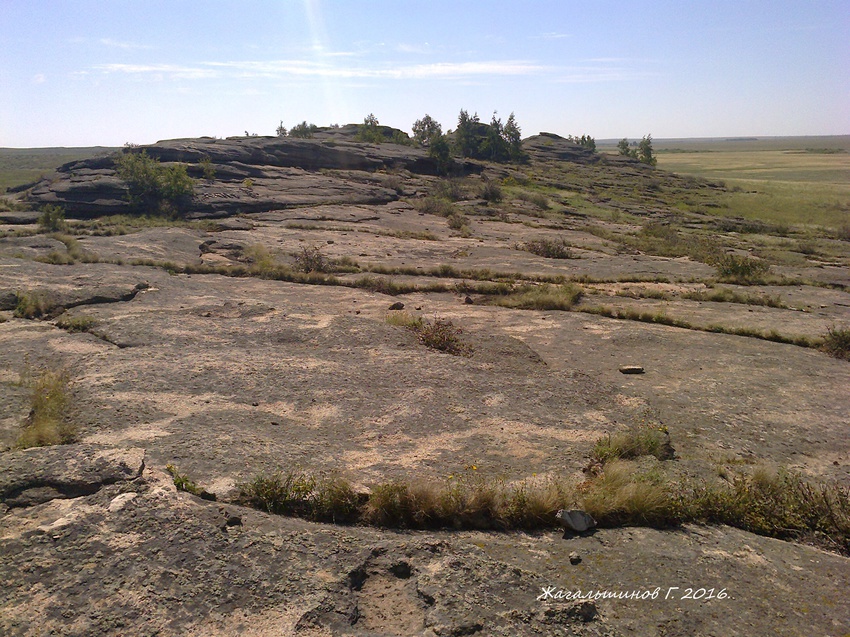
412, 114, 442, 146
618, 135, 656, 165
503, 113, 524, 161
638, 134, 657, 166
454, 109, 480, 158
289, 121, 318, 138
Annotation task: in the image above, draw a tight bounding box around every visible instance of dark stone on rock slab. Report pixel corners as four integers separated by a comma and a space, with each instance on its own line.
212, 218, 254, 231
556, 509, 596, 533
0, 445, 145, 507
619, 365, 645, 374
388, 302, 405, 310
569, 551, 582, 565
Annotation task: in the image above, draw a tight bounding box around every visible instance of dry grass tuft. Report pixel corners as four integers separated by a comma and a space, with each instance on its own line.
491, 283, 583, 311
17, 366, 75, 449
821, 325, 850, 360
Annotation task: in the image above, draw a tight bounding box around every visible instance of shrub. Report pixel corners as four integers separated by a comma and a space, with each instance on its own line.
199, 155, 216, 181
480, 179, 502, 203
432, 179, 466, 202
515, 191, 550, 210
520, 238, 573, 259
357, 114, 386, 144
17, 366, 75, 449
446, 212, 469, 232
293, 245, 330, 273
114, 151, 194, 216
37, 205, 69, 233
388, 312, 473, 356
166, 464, 203, 495
415, 317, 473, 357
822, 326, 850, 360
712, 253, 770, 282
428, 134, 453, 175
416, 196, 456, 217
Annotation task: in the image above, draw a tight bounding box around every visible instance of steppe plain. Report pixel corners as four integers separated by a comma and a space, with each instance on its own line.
1, 130, 848, 636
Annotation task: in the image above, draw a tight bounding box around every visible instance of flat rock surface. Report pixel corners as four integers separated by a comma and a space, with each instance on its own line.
2, 133, 848, 635
0, 444, 145, 506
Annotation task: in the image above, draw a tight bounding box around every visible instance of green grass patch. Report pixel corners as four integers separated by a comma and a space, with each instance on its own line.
682, 287, 786, 308
591, 423, 674, 464
490, 283, 583, 311
55, 314, 97, 333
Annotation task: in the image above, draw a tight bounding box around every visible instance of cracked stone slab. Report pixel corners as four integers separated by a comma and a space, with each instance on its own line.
0, 444, 145, 507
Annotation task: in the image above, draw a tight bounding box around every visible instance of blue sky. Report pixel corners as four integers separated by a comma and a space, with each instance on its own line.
1, 0, 848, 147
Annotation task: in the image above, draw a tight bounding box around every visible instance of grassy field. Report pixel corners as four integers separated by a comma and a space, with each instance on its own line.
0, 147, 116, 193
596, 136, 850, 230
649, 137, 850, 230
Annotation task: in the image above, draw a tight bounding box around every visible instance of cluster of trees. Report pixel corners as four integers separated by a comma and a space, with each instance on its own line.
454, 110, 524, 162
410, 110, 525, 172
618, 135, 657, 166
276, 120, 319, 139
567, 134, 596, 151
357, 114, 411, 145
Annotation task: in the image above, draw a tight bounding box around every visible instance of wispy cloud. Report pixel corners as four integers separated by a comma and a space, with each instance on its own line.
32, 73, 46, 84
395, 42, 433, 54
91, 57, 652, 83
99, 38, 153, 50
94, 63, 219, 80
95, 59, 547, 81
535, 32, 571, 40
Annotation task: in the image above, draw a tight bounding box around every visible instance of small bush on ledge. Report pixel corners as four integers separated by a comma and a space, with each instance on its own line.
115, 150, 194, 216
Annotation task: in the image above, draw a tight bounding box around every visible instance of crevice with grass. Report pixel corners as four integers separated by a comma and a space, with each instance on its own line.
222, 420, 850, 554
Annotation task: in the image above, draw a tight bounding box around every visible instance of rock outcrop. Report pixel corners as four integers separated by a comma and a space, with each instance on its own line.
26, 133, 487, 218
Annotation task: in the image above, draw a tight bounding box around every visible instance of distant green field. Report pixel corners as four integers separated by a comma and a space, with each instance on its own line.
600, 136, 850, 230
0, 147, 117, 193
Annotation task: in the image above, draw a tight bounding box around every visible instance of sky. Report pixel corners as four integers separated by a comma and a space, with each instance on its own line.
1, 1, 848, 147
